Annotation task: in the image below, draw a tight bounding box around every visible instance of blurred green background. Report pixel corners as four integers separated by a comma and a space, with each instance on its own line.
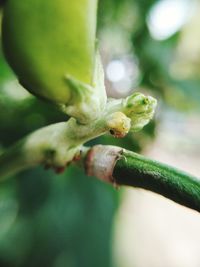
0, 0, 200, 266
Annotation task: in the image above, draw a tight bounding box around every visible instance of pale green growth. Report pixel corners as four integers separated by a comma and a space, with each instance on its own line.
106, 92, 157, 133
62, 52, 107, 124
122, 93, 157, 132
0, 92, 157, 179
2, 0, 98, 106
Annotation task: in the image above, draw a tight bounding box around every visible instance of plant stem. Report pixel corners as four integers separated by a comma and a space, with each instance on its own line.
85, 145, 200, 213
0, 119, 107, 180
0, 92, 156, 180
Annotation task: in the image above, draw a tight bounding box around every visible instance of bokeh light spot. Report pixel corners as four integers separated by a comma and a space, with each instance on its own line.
147, 0, 194, 40
106, 60, 126, 82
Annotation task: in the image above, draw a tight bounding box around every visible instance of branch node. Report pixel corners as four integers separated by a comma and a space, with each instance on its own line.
85, 145, 123, 184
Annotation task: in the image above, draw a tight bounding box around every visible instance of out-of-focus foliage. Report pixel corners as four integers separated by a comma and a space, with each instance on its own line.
0, 0, 200, 266
99, 0, 200, 112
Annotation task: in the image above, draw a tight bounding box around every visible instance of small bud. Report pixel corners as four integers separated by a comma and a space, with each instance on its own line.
107, 112, 131, 138
122, 93, 157, 132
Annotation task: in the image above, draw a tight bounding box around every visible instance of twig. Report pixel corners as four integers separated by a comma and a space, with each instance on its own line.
85, 145, 200, 213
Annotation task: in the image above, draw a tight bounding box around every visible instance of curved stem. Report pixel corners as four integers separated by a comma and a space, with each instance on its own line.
115, 150, 200, 212
85, 145, 200, 213
0, 92, 156, 180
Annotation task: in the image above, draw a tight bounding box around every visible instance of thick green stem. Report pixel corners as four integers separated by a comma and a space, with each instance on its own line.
0, 92, 156, 180
85, 145, 200, 213
0, 119, 107, 180
115, 150, 200, 212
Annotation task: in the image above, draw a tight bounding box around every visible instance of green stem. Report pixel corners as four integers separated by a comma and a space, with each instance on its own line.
0, 108, 129, 180
115, 151, 200, 212
0, 91, 157, 180
85, 145, 200, 213
0, 120, 107, 180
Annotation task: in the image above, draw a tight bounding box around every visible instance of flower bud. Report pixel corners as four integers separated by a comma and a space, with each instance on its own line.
122, 93, 157, 132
